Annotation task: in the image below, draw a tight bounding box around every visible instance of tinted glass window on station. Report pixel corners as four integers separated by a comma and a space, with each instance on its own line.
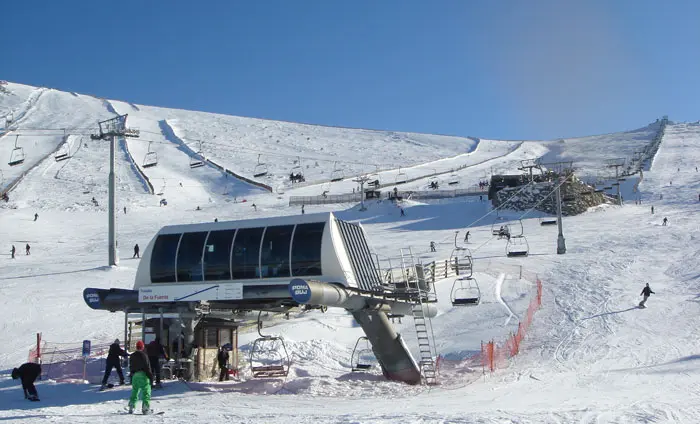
260, 225, 294, 278
291, 222, 325, 276
150, 234, 181, 283
231, 227, 264, 279
176, 232, 208, 282
203, 230, 236, 281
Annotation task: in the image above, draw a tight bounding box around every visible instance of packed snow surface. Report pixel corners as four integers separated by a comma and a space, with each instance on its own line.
0, 82, 698, 422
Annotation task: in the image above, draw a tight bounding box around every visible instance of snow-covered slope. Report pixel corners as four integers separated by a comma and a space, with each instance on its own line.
0, 81, 698, 422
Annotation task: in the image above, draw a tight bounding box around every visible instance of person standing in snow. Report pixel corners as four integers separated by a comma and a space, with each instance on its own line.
146, 338, 169, 389
430, 241, 436, 252
10, 245, 15, 259
124, 206, 127, 214
651, 206, 654, 214
33, 213, 38, 222
639, 283, 655, 308
133, 244, 140, 258
128, 340, 154, 414
464, 231, 471, 243
11, 362, 41, 401
662, 217, 668, 226
217, 346, 230, 382
400, 208, 405, 216
101, 339, 128, 389
25, 243, 30, 255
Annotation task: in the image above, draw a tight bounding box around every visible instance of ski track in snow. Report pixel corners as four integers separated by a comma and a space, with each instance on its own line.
0, 83, 699, 422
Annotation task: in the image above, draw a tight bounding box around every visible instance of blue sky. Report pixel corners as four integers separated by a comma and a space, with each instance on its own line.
2, 0, 699, 140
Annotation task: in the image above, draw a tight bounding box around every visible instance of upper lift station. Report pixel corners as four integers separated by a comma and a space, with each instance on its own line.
84, 212, 440, 385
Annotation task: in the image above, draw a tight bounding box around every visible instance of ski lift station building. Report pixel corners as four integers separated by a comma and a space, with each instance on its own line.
84, 212, 434, 384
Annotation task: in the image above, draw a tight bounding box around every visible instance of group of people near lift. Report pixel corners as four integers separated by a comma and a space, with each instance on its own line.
289, 172, 305, 183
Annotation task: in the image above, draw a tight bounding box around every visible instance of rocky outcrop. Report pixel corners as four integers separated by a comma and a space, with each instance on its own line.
493, 176, 611, 216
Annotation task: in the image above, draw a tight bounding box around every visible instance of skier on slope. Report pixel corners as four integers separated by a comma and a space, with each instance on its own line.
101, 339, 128, 389
11, 362, 42, 401
639, 283, 655, 308
128, 340, 154, 414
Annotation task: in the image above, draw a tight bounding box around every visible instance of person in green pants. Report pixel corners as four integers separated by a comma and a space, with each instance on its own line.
128, 340, 155, 414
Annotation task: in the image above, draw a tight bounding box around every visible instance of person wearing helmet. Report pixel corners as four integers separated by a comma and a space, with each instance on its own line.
101, 339, 128, 389
128, 340, 154, 414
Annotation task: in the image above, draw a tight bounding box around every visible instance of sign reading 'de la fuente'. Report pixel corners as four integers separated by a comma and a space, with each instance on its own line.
138, 284, 243, 303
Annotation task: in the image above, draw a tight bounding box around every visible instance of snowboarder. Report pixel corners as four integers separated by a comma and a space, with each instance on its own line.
639, 283, 655, 308
128, 340, 154, 414
662, 217, 668, 226
146, 338, 169, 389
252, 203, 257, 211
33, 213, 38, 222
133, 244, 140, 258
651, 206, 654, 214
217, 346, 230, 382
10, 245, 15, 259
400, 208, 405, 216
464, 231, 470, 243
11, 362, 41, 401
101, 339, 128, 389
430, 241, 436, 252
25, 243, 30, 255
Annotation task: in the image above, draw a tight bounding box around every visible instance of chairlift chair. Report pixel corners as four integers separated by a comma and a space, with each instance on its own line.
249, 312, 290, 378
289, 156, 304, 183
506, 235, 529, 257
450, 277, 481, 306
253, 154, 268, 178
330, 161, 344, 182
395, 167, 407, 185
8, 136, 25, 167
350, 336, 377, 372
142, 142, 158, 168
189, 142, 205, 169
448, 172, 459, 185
491, 217, 507, 236
449, 232, 473, 277
539, 216, 557, 226
54, 143, 70, 162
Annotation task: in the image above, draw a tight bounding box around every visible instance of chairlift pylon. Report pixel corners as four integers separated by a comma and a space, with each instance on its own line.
350, 336, 377, 372
330, 161, 344, 182
143, 141, 158, 168
253, 154, 268, 178
189, 141, 205, 169
451, 276, 481, 306
8, 135, 25, 167
249, 311, 290, 378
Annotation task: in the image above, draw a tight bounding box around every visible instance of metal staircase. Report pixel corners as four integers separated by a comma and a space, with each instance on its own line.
399, 248, 439, 385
